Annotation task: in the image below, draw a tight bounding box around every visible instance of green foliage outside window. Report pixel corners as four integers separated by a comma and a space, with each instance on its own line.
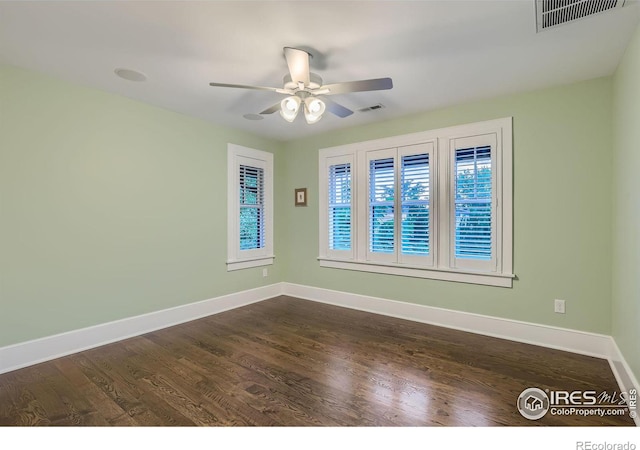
455, 166, 492, 259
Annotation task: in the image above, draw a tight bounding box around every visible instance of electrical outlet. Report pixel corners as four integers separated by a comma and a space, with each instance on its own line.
554, 299, 566, 314
262, 268, 268, 277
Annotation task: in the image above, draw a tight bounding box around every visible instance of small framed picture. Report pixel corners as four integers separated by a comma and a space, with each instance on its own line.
295, 188, 307, 207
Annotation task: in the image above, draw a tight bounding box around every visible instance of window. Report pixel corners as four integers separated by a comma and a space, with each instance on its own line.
363, 143, 435, 267
328, 161, 352, 251
318, 118, 513, 287
452, 142, 494, 271
323, 155, 354, 260
239, 164, 264, 250
368, 153, 396, 259
400, 150, 432, 263
227, 144, 274, 271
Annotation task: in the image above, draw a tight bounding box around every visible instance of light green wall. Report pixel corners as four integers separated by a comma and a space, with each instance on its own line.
282, 77, 613, 334
0, 63, 618, 349
612, 23, 640, 380
0, 64, 286, 347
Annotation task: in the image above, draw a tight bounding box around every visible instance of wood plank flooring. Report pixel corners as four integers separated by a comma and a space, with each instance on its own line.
0, 296, 634, 426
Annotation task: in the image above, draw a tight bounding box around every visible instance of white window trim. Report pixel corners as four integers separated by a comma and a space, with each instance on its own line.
227, 144, 274, 271
317, 259, 514, 288
318, 118, 513, 288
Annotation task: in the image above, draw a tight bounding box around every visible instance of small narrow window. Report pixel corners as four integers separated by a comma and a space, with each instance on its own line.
239, 165, 264, 251
369, 158, 395, 254
401, 153, 430, 257
328, 163, 351, 251
227, 144, 274, 271
454, 146, 492, 260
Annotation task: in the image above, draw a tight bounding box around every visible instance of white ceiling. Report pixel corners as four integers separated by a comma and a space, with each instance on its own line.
1, 1, 639, 141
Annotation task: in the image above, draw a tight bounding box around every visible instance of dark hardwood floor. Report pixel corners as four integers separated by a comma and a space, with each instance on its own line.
0, 296, 634, 426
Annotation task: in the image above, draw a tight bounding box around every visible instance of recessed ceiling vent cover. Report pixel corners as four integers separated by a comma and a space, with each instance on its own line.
358, 104, 385, 113
536, 0, 626, 32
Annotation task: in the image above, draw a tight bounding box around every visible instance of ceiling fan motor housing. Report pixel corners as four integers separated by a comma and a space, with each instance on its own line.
283, 73, 323, 92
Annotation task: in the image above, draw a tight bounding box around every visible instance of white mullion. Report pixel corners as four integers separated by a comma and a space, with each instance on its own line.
438, 137, 451, 270
431, 140, 439, 268
393, 149, 401, 264
491, 132, 500, 272
356, 149, 367, 261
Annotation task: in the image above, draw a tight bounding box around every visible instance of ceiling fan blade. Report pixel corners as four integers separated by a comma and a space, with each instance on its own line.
322, 77, 393, 95
209, 82, 290, 94
322, 97, 353, 118
260, 103, 281, 115
284, 47, 310, 86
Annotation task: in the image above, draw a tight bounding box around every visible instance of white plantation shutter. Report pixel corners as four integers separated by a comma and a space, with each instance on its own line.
400, 153, 430, 256
454, 146, 491, 259
239, 164, 264, 250
368, 156, 395, 257
365, 144, 433, 266
328, 163, 352, 251
450, 133, 498, 273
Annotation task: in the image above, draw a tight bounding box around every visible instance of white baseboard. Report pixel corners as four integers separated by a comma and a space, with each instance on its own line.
0, 283, 283, 375
609, 340, 640, 426
282, 283, 614, 359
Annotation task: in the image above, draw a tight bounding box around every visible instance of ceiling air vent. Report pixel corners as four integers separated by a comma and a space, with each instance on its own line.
358, 104, 385, 113
536, 0, 626, 32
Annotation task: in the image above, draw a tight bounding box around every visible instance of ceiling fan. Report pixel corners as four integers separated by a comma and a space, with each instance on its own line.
209, 47, 393, 124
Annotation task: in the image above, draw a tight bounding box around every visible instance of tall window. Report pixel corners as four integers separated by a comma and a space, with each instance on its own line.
318, 118, 512, 287
401, 153, 430, 257
449, 133, 498, 273
239, 165, 265, 251
454, 146, 492, 260
322, 155, 354, 260
227, 144, 273, 271
369, 157, 395, 255
328, 163, 352, 251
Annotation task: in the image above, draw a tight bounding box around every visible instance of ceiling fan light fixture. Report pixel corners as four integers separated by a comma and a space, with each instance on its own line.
304, 97, 325, 124
209, 47, 392, 126
280, 96, 301, 122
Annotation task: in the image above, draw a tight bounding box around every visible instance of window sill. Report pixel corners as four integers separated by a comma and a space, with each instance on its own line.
227, 256, 274, 272
318, 258, 514, 288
